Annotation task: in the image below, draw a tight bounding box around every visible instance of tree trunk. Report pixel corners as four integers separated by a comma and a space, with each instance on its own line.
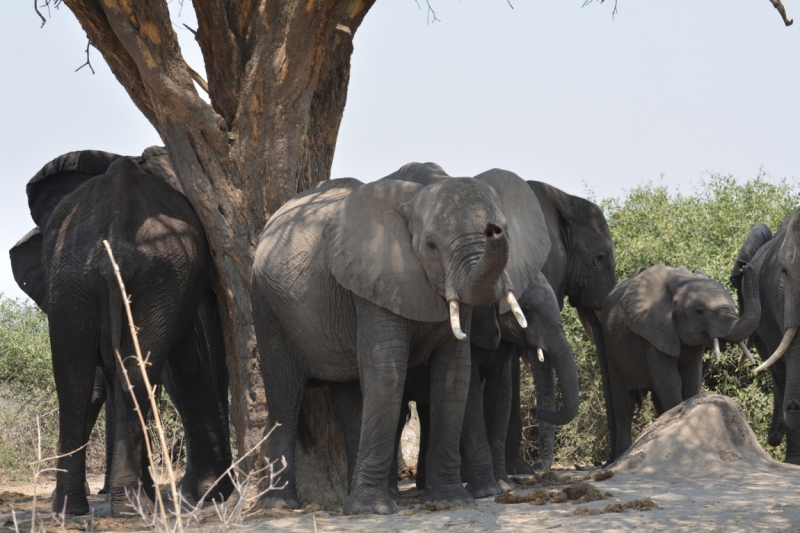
63, 0, 373, 502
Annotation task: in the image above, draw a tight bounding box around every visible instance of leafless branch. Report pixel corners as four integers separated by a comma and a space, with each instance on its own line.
185, 64, 209, 95
75, 39, 95, 75
769, 0, 794, 26
507, 0, 514, 9
426, 0, 440, 24
181, 23, 197, 35
34, 0, 46, 28
582, 0, 619, 20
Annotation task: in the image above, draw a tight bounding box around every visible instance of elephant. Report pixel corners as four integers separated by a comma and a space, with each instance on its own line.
599, 264, 760, 462
250, 168, 550, 515
8, 147, 233, 516
396, 270, 579, 497
506, 180, 616, 474
382, 165, 615, 473
731, 214, 800, 463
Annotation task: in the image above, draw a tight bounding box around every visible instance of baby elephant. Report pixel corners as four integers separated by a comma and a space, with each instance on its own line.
600, 264, 760, 462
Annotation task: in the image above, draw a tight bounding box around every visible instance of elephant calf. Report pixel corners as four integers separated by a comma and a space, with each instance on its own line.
600, 264, 760, 462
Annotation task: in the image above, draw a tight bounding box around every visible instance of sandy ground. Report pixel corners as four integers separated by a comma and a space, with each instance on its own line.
3, 394, 800, 532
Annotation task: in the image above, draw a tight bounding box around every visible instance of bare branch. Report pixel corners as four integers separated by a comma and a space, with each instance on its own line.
185, 63, 209, 95
507, 0, 514, 9
769, 0, 794, 26
35, 0, 47, 28
75, 38, 95, 74
181, 22, 196, 35
426, 0, 440, 24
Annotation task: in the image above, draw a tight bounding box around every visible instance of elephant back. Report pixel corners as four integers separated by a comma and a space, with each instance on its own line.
26, 150, 122, 231
380, 162, 451, 186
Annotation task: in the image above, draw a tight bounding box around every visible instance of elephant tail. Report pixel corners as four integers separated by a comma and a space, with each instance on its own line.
106, 275, 123, 365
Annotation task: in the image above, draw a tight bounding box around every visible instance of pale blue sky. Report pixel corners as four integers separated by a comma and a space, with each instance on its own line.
1, 1, 798, 299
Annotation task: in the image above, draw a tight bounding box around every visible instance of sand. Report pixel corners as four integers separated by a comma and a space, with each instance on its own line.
3, 393, 800, 532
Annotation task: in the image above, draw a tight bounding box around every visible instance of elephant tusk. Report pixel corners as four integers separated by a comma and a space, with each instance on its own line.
756, 327, 798, 372
505, 291, 528, 329
713, 338, 721, 363
449, 300, 467, 341
738, 341, 756, 366
522, 354, 533, 374
537, 347, 545, 362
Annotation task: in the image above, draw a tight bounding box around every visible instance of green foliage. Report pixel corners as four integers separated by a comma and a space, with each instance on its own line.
522, 172, 799, 466
0, 297, 53, 393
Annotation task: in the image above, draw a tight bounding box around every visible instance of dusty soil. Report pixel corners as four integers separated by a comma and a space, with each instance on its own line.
3, 393, 800, 532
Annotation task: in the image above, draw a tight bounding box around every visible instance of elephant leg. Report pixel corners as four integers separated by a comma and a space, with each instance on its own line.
607, 358, 636, 462
166, 326, 234, 503
504, 355, 534, 475
422, 336, 474, 506
482, 349, 514, 490
531, 352, 555, 471
100, 378, 115, 495
651, 392, 665, 417
461, 351, 502, 499
415, 403, 430, 491
645, 348, 683, 413
343, 308, 410, 516
766, 347, 788, 448
254, 304, 304, 511
679, 351, 704, 402
49, 307, 99, 516
81, 367, 107, 497
784, 427, 800, 464
329, 381, 363, 494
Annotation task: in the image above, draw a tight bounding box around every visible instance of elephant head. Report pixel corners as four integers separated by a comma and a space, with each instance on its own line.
527, 181, 616, 313
9, 147, 181, 312
327, 167, 551, 338
620, 265, 760, 357
476, 271, 580, 425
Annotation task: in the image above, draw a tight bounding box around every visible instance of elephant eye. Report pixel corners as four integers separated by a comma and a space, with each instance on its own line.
592, 254, 605, 267
427, 240, 438, 251
695, 307, 704, 315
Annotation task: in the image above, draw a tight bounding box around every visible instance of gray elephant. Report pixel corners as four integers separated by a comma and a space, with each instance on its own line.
9, 148, 233, 516
600, 264, 760, 462
731, 215, 800, 463
506, 180, 616, 474
251, 171, 549, 515
383, 165, 614, 473
399, 270, 579, 496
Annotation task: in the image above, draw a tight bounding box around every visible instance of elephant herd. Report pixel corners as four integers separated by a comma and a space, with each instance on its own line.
8, 146, 799, 518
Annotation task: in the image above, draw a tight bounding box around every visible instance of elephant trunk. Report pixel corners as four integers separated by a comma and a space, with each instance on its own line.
724, 263, 761, 343
532, 330, 580, 426
450, 223, 509, 306
783, 347, 800, 432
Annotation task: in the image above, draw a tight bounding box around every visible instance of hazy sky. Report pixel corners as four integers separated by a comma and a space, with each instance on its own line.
0, 1, 798, 299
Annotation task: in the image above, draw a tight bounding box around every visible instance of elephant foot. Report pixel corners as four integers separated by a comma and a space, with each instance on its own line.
532, 459, 552, 471
769, 429, 785, 447
258, 487, 301, 510
423, 484, 475, 506
180, 472, 234, 503
783, 454, 800, 465
505, 454, 534, 476
415, 476, 426, 491
52, 489, 90, 516
110, 486, 153, 518
343, 488, 398, 515
465, 473, 502, 499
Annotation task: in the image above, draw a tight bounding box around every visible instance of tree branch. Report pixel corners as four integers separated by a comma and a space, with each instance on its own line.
74, 38, 95, 74
768, 0, 794, 26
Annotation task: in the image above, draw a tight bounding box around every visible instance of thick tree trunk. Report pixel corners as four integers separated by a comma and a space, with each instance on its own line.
64, 0, 373, 502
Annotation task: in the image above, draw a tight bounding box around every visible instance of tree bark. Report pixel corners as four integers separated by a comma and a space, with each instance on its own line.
63, 0, 373, 499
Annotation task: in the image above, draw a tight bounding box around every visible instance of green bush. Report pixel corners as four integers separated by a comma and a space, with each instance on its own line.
521, 172, 800, 466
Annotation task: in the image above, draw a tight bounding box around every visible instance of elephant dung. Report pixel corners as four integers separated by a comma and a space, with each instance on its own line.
612, 392, 784, 477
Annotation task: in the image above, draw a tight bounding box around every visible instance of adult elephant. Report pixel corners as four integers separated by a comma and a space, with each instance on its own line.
731, 215, 800, 463
399, 270, 579, 497
600, 264, 760, 462
383, 165, 616, 473
9, 148, 233, 516
251, 170, 549, 515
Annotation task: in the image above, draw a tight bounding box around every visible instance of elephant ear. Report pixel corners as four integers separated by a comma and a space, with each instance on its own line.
619, 264, 690, 357
326, 179, 448, 322
26, 150, 121, 230
474, 169, 551, 314
137, 146, 184, 193
470, 304, 501, 350
9, 228, 48, 313
381, 162, 451, 186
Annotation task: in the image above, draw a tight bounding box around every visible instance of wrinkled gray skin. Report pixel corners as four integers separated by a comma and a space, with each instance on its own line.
731, 215, 800, 463
601, 264, 760, 462
9, 148, 233, 516
251, 169, 549, 515
384, 166, 614, 474
397, 271, 579, 497
506, 181, 616, 473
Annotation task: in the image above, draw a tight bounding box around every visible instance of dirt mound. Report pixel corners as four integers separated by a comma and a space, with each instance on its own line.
612, 392, 793, 477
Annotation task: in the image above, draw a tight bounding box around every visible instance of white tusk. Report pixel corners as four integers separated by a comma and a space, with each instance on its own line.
738, 341, 756, 366
505, 291, 527, 329
537, 347, 545, 362
713, 338, 721, 363
449, 300, 466, 341
756, 327, 798, 372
